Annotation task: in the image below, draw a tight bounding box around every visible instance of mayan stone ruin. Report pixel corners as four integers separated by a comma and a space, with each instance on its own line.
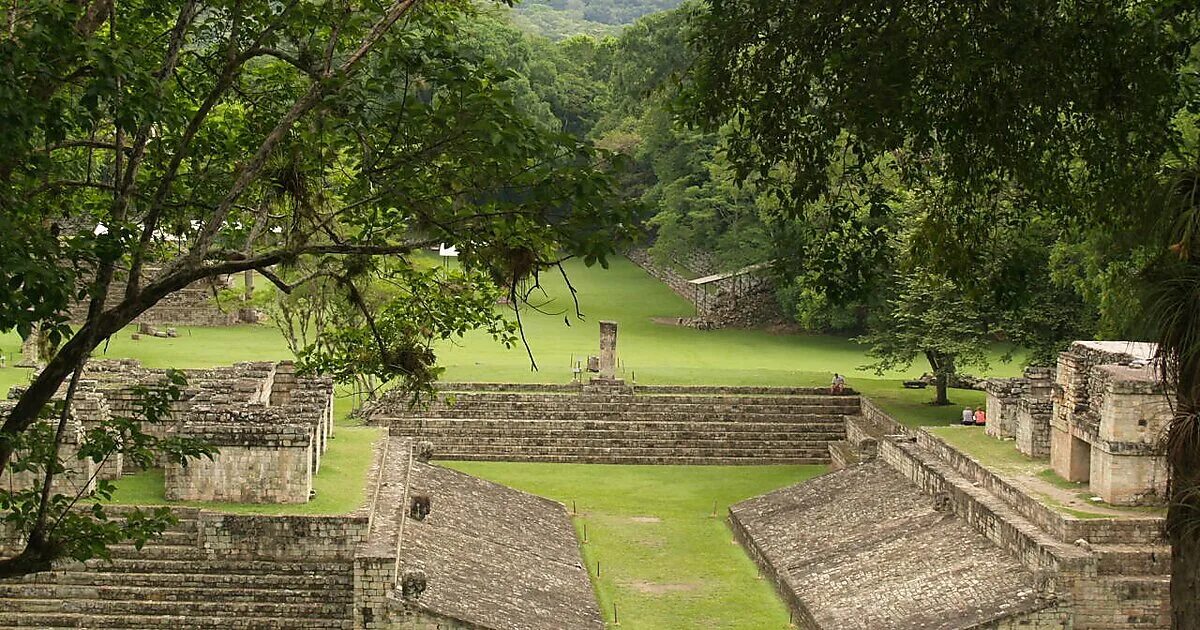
729, 350, 1173, 629
1050, 341, 1169, 506
0, 321, 1181, 629
0, 361, 602, 629
66, 270, 259, 329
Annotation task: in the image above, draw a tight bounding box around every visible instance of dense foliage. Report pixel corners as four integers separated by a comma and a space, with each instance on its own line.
687, 0, 1199, 622
510, 0, 685, 40
0, 0, 635, 577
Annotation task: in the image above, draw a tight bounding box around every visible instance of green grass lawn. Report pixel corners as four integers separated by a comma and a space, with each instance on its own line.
444, 462, 825, 630
0, 255, 1017, 427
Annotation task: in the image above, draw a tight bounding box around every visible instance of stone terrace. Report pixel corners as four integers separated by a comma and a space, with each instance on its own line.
731, 460, 1056, 630
368, 383, 856, 464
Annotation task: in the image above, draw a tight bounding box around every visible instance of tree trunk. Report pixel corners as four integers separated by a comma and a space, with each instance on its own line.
935, 372, 950, 406
1169, 399, 1200, 629
1171, 511, 1200, 629
923, 350, 954, 406
243, 270, 254, 301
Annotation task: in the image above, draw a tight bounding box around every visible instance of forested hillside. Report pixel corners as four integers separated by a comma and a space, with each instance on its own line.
510, 0, 685, 39
478, 0, 1198, 391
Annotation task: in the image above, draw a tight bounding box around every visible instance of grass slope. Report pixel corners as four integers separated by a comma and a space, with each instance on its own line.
444, 461, 824, 630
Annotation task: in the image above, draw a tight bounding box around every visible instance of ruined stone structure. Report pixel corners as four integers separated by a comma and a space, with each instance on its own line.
739, 398, 1170, 629
985, 367, 1055, 457
0, 435, 599, 629
355, 437, 600, 629
1050, 341, 1169, 506
625, 248, 783, 329
0, 386, 113, 498
367, 383, 855, 464
67, 270, 258, 327
6, 359, 336, 504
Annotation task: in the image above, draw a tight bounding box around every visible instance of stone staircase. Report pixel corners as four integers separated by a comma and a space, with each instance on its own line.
0, 509, 354, 629
374, 386, 856, 464
845, 408, 1170, 628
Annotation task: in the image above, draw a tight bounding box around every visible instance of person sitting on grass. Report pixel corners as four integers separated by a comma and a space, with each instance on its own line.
974, 408, 987, 426
831, 373, 846, 394
962, 407, 974, 426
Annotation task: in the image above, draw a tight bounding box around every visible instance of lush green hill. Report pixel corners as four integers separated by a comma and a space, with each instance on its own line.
510, 0, 685, 39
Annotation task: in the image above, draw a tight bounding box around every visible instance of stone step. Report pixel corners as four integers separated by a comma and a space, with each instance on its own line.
75, 557, 354, 576
1092, 544, 1172, 575
435, 453, 830, 465
101, 543, 208, 560
419, 404, 857, 417
417, 396, 859, 410
401, 435, 842, 451
0, 611, 349, 629
0, 582, 353, 603
389, 419, 844, 434
419, 442, 831, 457
405, 413, 853, 425
390, 424, 845, 439
3, 596, 349, 618
10, 569, 352, 590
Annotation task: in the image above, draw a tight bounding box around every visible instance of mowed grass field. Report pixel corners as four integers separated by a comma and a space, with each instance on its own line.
445, 462, 826, 630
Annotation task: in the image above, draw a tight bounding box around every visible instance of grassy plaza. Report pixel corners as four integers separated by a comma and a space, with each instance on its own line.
0, 256, 1026, 627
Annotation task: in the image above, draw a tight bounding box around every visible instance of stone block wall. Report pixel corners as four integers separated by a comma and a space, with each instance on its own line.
164, 410, 314, 503
625, 248, 782, 328
984, 367, 1054, 455
69, 359, 334, 505
0, 392, 106, 498
1015, 396, 1054, 459
197, 512, 367, 561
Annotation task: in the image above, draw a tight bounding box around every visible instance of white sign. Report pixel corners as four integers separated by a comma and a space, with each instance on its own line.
438, 244, 459, 257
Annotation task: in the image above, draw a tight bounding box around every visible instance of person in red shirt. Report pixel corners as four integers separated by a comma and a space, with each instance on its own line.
974, 408, 987, 426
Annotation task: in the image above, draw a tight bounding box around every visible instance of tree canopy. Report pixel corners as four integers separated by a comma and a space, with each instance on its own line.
0, 0, 635, 577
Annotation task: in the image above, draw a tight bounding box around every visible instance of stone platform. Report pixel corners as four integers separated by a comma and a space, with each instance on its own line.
367, 383, 856, 464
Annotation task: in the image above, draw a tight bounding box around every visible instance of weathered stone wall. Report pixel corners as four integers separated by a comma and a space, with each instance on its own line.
984, 367, 1054, 455
167, 441, 313, 503
1050, 342, 1169, 506
68, 359, 333, 504
625, 248, 782, 328
1015, 396, 1054, 458
0, 391, 106, 498
197, 512, 367, 561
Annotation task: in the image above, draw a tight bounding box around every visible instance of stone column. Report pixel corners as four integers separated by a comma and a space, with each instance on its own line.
16, 326, 39, 368
599, 321, 618, 380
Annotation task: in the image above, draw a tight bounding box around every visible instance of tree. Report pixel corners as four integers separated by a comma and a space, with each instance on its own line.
0, 0, 635, 577
688, 0, 1199, 622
